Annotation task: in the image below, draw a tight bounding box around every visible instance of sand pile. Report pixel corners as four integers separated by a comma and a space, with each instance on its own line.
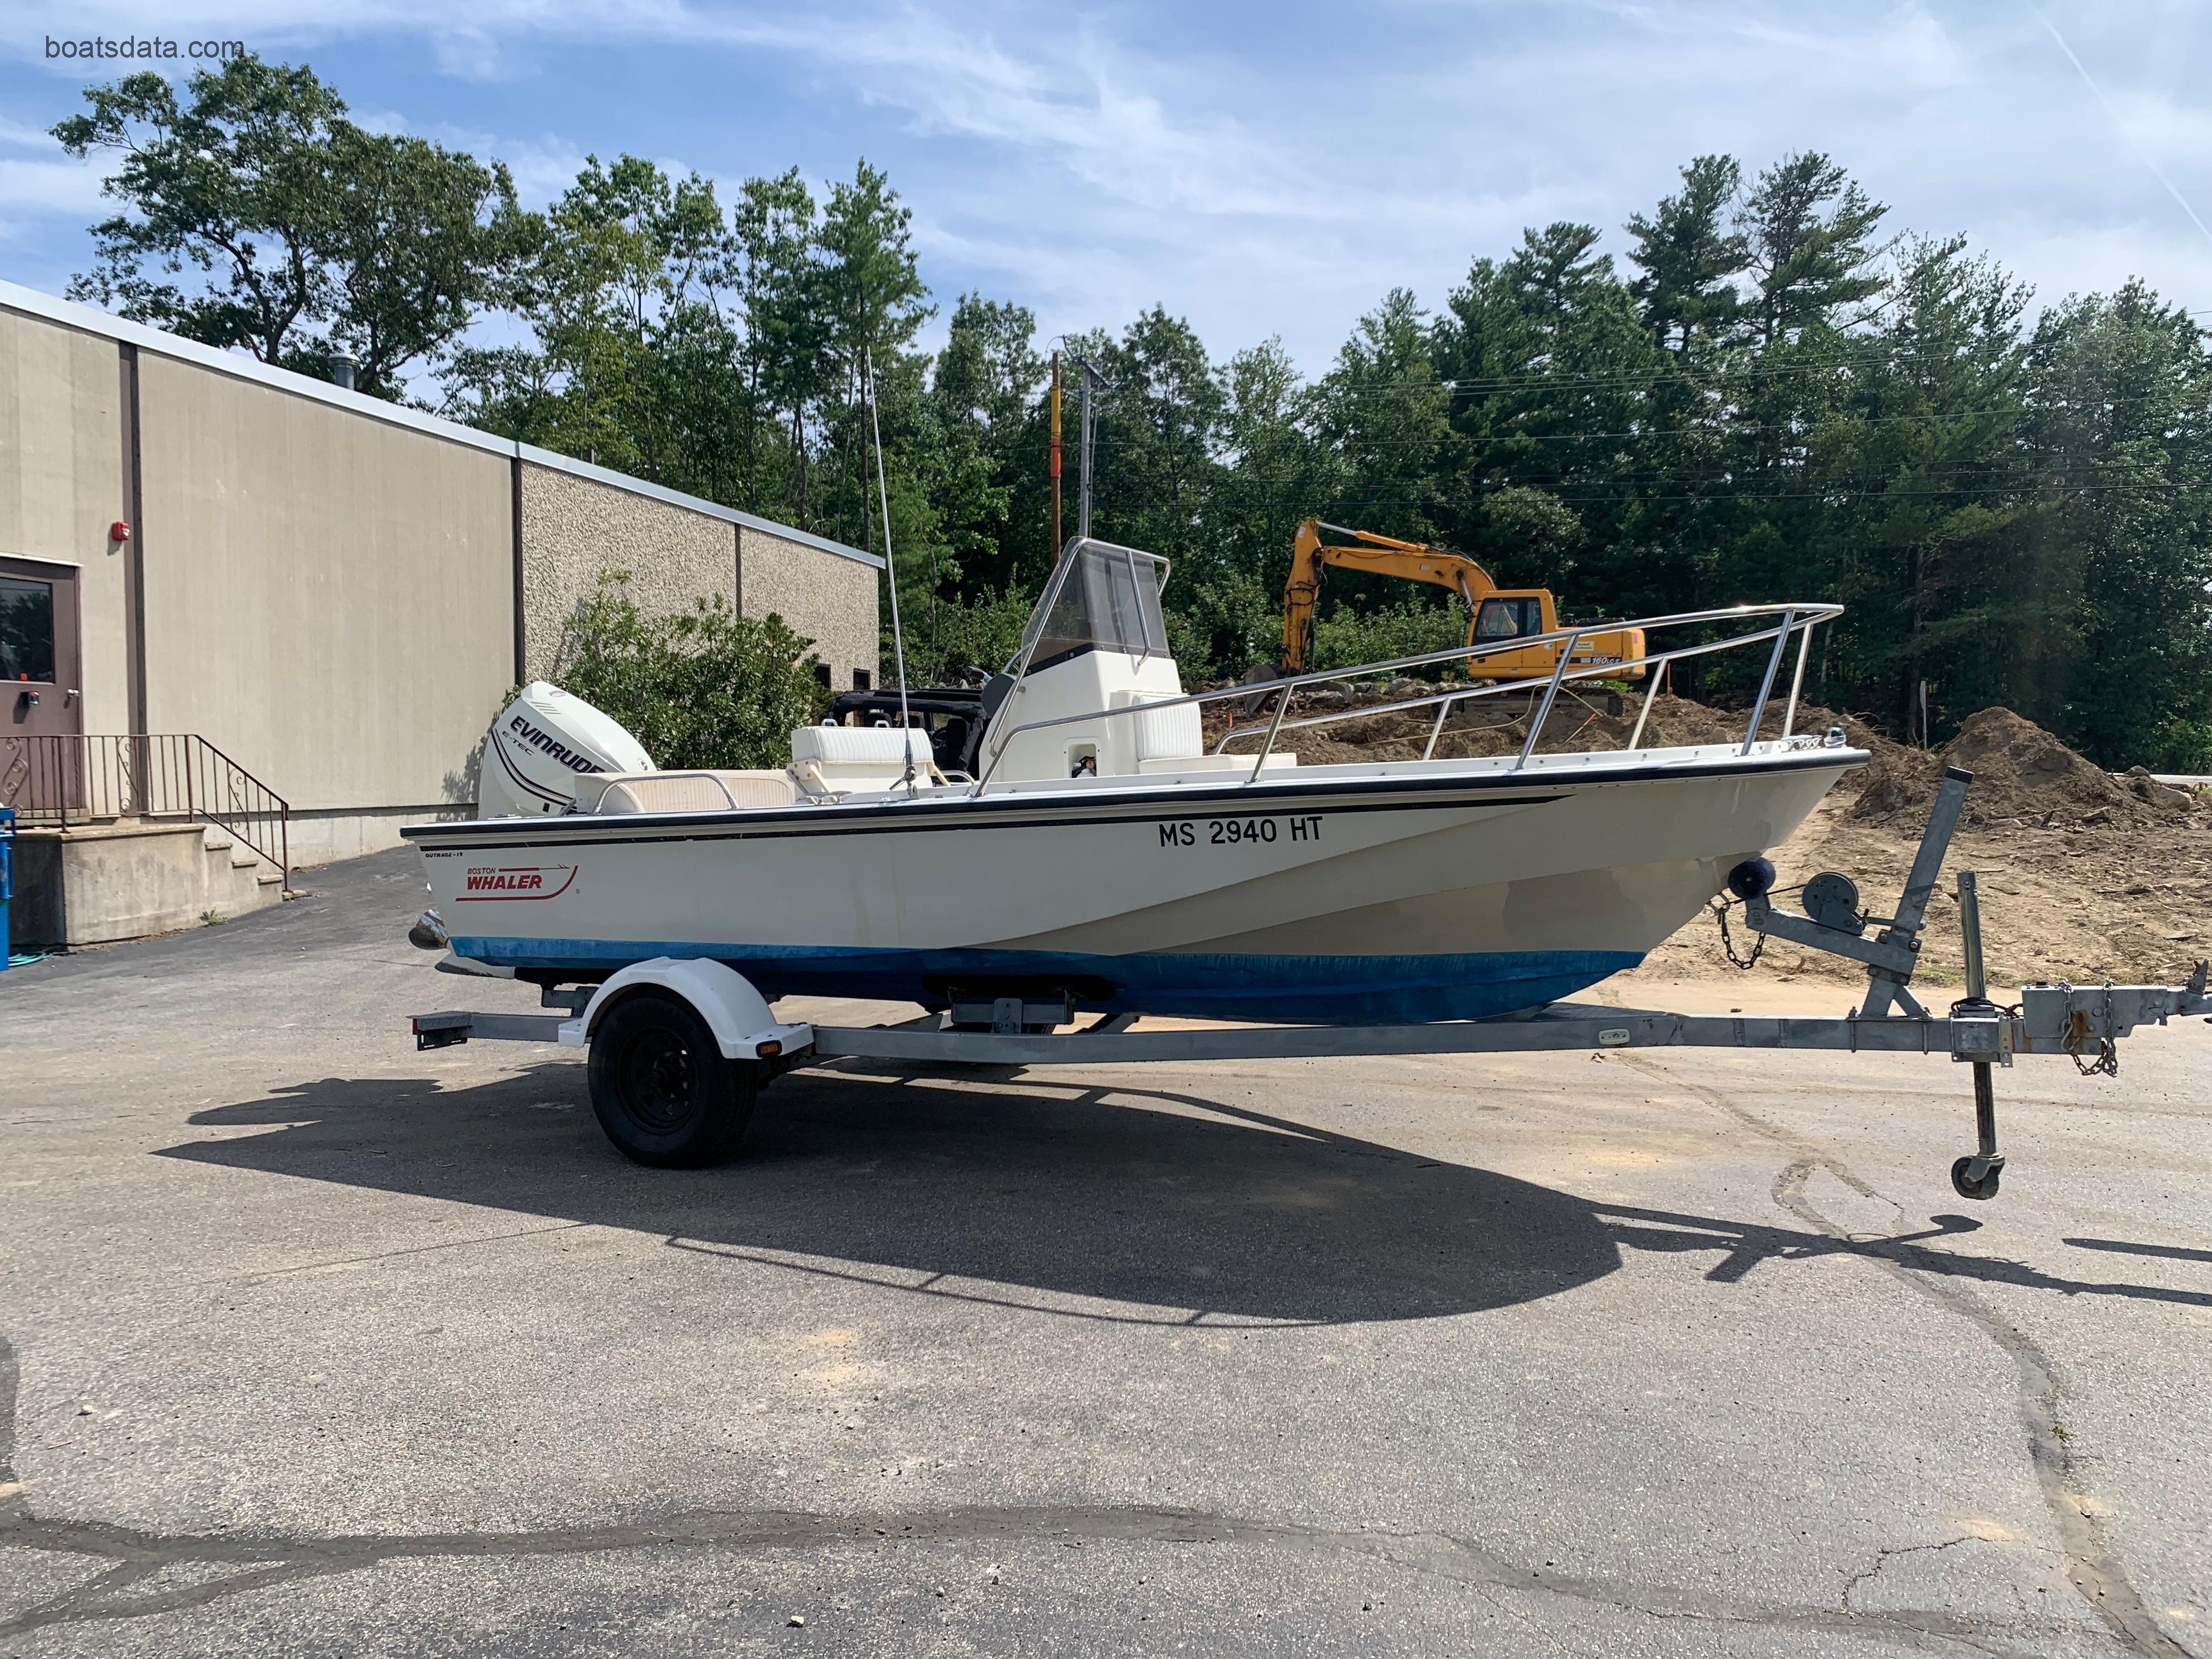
1200, 681, 2210, 991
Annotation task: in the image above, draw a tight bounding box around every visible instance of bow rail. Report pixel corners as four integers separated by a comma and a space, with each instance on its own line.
970, 598, 1845, 795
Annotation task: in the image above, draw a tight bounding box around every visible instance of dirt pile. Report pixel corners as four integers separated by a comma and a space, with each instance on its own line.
1850, 707, 2197, 831
1199, 682, 1885, 767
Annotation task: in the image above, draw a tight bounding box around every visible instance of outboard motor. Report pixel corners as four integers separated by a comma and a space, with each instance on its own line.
476, 681, 652, 819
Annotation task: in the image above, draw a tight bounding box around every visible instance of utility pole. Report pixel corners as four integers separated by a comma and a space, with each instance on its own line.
1049, 352, 1063, 562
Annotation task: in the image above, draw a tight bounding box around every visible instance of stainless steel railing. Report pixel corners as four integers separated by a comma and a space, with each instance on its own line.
969, 600, 1843, 794
0, 732, 292, 877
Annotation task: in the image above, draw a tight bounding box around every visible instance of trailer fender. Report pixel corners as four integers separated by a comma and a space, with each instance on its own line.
561, 958, 814, 1060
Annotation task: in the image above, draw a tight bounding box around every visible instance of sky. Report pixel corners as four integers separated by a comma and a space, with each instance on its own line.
4, 1, 2212, 375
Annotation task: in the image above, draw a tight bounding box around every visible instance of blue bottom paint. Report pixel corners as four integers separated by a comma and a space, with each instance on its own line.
454, 938, 1644, 1025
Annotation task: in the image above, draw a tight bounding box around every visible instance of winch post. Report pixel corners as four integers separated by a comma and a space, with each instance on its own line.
1858, 766, 1973, 1020
1951, 869, 2004, 1200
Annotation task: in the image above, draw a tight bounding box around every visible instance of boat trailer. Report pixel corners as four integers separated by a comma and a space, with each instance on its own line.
410, 768, 2210, 1200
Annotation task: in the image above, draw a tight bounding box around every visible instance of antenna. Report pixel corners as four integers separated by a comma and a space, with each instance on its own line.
1067, 353, 1110, 541
865, 343, 916, 792
1049, 352, 1063, 562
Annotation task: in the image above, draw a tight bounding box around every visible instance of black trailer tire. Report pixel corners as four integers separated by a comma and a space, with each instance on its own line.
586, 991, 757, 1167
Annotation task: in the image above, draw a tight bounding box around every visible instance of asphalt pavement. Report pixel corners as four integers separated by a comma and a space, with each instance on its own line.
1, 847, 2208, 1656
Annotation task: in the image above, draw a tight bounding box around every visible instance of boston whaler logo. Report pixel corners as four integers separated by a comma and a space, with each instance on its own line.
461, 863, 577, 900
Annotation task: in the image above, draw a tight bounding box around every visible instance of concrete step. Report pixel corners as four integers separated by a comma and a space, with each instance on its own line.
13, 819, 286, 945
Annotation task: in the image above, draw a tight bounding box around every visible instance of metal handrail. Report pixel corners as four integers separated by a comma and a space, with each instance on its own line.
0, 733, 291, 879
969, 600, 1843, 794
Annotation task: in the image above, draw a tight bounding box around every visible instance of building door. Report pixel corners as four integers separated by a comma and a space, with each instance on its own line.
1, 556, 84, 817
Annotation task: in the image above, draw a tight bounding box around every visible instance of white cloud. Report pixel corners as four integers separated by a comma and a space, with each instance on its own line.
4, 0, 2211, 369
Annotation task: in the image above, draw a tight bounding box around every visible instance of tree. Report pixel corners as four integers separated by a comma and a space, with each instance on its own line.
1737, 153, 1889, 346
1806, 235, 2032, 726
2025, 283, 2212, 768
1081, 308, 1227, 563
1314, 287, 1452, 547
817, 160, 932, 558
727, 168, 821, 516
924, 296, 1036, 621
1626, 154, 1747, 355
55, 54, 516, 396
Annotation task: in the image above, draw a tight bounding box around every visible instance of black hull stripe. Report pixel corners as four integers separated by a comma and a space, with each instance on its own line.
403, 749, 1864, 853
412, 792, 1569, 852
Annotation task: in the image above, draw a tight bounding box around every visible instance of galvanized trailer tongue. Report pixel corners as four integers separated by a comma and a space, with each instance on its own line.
1701, 764, 2208, 1199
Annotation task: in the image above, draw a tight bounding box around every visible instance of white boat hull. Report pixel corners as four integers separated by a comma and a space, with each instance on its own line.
407, 742, 1859, 1024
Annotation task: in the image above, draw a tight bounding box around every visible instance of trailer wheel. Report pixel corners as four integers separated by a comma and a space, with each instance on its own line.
587, 991, 757, 1167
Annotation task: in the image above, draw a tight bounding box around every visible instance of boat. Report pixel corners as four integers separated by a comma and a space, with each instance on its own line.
404, 539, 1864, 1025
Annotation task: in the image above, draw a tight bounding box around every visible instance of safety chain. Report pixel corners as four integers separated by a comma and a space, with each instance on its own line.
2066, 995, 2122, 1077
2058, 988, 2124, 1077
1710, 895, 1765, 970
2069, 1039, 2120, 1077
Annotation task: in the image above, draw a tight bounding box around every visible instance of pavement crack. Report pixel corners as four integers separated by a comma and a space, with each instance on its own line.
0, 1336, 19, 1516
234, 1222, 589, 1284
1842, 1536, 1976, 1611
0, 1498, 2101, 1652
1621, 1052, 2200, 1659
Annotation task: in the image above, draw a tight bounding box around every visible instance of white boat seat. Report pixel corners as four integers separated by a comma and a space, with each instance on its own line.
575, 770, 798, 814
789, 725, 935, 793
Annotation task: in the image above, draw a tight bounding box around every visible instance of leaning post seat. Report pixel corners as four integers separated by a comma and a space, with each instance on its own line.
1124, 692, 1297, 775
1132, 696, 1204, 764
788, 725, 936, 794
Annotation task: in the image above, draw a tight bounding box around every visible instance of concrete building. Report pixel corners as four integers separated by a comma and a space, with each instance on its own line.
0, 279, 881, 945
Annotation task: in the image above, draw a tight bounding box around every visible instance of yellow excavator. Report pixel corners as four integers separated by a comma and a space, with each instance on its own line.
1278, 519, 1646, 682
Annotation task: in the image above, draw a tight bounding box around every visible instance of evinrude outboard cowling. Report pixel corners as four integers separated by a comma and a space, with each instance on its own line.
477, 681, 652, 819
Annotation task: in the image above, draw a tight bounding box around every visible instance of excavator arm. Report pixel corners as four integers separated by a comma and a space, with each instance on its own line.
1276, 517, 1646, 684
1280, 520, 1499, 673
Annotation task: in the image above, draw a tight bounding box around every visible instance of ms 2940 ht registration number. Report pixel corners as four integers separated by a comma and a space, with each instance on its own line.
1159, 815, 1324, 848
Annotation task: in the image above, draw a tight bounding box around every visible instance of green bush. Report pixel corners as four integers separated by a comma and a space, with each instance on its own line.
557, 573, 825, 769
2149, 719, 2212, 774
1310, 599, 1470, 675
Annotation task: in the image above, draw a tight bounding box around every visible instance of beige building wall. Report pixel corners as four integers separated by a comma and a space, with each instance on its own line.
0, 307, 129, 735
3, 285, 879, 874
739, 523, 879, 691
517, 461, 738, 682
136, 353, 514, 816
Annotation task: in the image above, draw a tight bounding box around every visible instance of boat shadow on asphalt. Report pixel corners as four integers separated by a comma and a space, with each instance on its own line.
152, 1065, 2210, 1328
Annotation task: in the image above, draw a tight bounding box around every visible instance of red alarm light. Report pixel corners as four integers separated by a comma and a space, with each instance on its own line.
110, 521, 132, 543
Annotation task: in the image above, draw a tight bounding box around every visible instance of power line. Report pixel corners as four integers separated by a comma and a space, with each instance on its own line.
1098, 423, 2180, 456
1237, 480, 2206, 508
1289, 346, 2041, 398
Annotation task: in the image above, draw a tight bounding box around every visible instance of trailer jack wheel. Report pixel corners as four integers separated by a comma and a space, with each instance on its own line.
1950, 1154, 2004, 1201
